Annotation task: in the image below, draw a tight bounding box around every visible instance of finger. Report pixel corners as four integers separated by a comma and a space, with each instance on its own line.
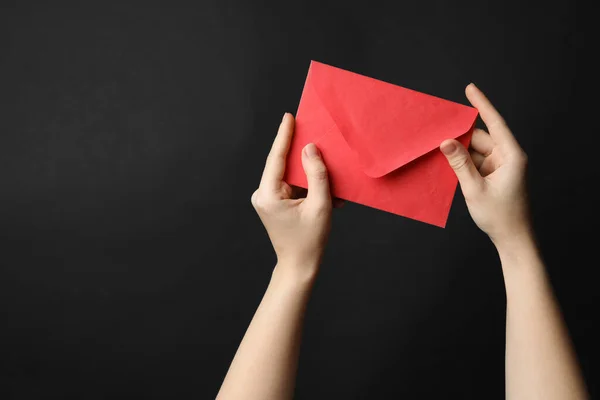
465, 84, 517, 146
259, 113, 294, 192
470, 129, 494, 156
301, 143, 331, 209
440, 139, 483, 196
469, 149, 486, 170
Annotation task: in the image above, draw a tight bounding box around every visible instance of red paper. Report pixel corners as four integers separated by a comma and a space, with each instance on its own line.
284, 61, 479, 227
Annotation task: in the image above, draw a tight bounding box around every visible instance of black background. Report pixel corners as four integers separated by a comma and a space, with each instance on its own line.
0, 1, 597, 399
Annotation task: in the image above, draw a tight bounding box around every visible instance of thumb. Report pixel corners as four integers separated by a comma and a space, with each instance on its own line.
301, 143, 331, 208
440, 139, 483, 195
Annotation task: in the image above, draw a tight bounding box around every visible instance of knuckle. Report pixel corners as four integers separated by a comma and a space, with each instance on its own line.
450, 155, 470, 171
252, 191, 273, 212
260, 197, 278, 212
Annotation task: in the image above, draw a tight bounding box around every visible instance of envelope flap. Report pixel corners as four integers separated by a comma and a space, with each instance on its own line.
309, 61, 479, 177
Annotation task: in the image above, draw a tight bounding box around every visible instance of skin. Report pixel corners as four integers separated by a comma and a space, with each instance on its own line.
216, 85, 588, 400
440, 84, 588, 400
216, 113, 332, 400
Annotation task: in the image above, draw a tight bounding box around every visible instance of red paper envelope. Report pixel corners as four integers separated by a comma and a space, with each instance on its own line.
284, 61, 479, 227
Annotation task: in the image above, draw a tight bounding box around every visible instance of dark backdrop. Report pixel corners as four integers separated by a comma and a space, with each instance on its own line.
0, 1, 597, 399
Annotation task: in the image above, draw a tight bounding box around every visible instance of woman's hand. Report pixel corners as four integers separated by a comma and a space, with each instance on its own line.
217, 113, 335, 400
440, 84, 530, 245
441, 85, 589, 400
251, 113, 333, 279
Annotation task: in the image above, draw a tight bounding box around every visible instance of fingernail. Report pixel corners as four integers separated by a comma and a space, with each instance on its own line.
304, 143, 320, 159
282, 112, 288, 122
440, 141, 457, 155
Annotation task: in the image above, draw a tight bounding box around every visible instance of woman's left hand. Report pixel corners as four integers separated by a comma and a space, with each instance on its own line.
251, 113, 334, 279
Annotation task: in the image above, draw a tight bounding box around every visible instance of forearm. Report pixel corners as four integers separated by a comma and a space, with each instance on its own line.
497, 232, 587, 400
216, 263, 317, 400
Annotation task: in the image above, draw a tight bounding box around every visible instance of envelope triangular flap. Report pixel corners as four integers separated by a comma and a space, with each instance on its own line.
309, 61, 479, 178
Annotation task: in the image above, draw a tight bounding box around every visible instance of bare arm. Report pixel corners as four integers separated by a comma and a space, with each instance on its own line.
498, 232, 586, 400
216, 265, 316, 400
217, 114, 334, 400
440, 84, 588, 399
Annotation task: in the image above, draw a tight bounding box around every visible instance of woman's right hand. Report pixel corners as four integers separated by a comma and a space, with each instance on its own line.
440, 84, 531, 246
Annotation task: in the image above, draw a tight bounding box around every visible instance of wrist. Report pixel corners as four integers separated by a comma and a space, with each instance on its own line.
492, 227, 549, 297
272, 258, 320, 288
490, 222, 534, 251
493, 228, 538, 263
